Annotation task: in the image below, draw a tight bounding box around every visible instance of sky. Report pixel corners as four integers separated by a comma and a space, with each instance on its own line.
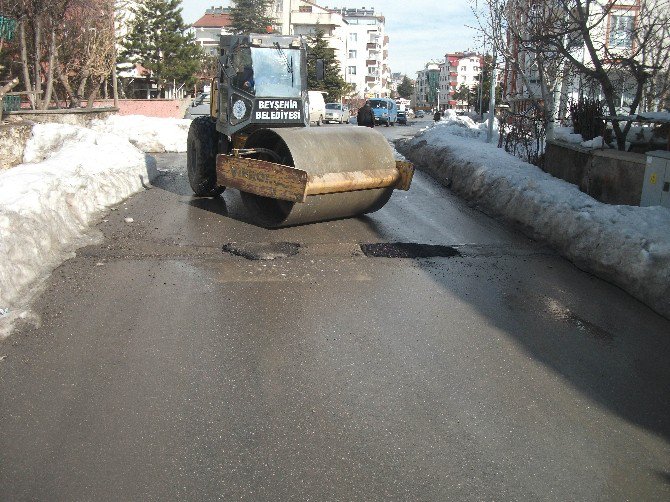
178, 0, 481, 76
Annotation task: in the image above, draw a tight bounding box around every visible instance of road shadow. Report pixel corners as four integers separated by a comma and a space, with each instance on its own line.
357, 194, 670, 444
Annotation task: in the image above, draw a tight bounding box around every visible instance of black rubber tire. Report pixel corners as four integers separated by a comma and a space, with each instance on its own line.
187, 116, 224, 197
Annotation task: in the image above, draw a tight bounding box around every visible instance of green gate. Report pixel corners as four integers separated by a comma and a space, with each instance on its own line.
0, 15, 17, 42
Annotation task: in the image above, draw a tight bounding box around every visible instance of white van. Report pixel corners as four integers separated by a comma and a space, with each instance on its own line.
307, 90, 326, 126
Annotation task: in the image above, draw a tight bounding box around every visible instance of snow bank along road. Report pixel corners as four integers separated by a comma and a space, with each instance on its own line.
0, 113, 668, 337
0, 116, 190, 337
396, 114, 670, 320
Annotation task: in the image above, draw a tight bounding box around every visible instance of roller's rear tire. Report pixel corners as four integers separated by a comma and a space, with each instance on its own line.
187, 116, 224, 197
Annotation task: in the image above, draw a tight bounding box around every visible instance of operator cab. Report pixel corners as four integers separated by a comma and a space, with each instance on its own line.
217, 34, 309, 136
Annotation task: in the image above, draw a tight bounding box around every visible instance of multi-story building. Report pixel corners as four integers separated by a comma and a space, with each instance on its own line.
276, 3, 392, 99
190, 6, 233, 56
187, 2, 392, 101
337, 7, 390, 99
415, 62, 440, 110
502, 0, 643, 114
272, 0, 347, 80
441, 52, 483, 110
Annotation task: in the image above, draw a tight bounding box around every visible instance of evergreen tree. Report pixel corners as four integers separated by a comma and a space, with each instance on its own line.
120, 0, 202, 96
453, 84, 471, 107
397, 76, 414, 99
230, 0, 275, 34
306, 27, 350, 102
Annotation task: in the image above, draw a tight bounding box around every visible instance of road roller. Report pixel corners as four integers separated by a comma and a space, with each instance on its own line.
186, 33, 414, 227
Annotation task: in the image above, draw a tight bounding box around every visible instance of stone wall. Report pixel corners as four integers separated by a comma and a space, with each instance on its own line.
544, 141, 646, 205
0, 123, 32, 170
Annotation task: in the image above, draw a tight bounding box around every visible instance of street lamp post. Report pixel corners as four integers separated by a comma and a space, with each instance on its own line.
437, 89, 440, 111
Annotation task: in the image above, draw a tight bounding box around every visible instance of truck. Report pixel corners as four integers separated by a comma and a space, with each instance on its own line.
186, 33, 414, 227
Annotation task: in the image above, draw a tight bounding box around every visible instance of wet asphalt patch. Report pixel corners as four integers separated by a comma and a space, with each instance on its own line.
222, 242, 301, 260
360, 243, 461, 259
221, 242, 462, 260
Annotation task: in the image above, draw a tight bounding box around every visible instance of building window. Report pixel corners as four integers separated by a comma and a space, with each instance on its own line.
349, 50, 357, 59
299, 6, 312, 13
609, 14, 634, 49
349, 33, 357, 42
348, 66, 357, 75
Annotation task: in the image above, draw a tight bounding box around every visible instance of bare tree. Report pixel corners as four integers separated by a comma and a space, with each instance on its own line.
471, 0, 572, 140
56, 0, 115, 108
523, 0, 670, 149
474, 0, 670, 150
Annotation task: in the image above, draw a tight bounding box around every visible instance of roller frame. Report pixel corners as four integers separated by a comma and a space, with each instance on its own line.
216, 155, 414, 203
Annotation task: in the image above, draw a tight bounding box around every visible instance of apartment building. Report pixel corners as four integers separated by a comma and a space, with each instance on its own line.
186, 2, 392, 100
338, 7, 390, 99
502, 0, 642, 113
190, 6, 232, 56
275, 3, 391, 99
415, 63, 440, 109
441, 52, 483, 110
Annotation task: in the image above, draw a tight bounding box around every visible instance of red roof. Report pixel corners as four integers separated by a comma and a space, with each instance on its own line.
192, 13, 231, 28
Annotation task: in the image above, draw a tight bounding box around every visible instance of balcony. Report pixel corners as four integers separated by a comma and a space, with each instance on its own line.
366, 59, 378, 67
290, 10, 343, 28
365, 75, 378, 83
366, 42, 381, 50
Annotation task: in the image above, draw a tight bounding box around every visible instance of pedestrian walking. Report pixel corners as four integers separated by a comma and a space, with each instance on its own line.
434, 110, 441, 122
357, 101, 375, 128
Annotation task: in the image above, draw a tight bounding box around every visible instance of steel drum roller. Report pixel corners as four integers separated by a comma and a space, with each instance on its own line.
240, 127, 398, 227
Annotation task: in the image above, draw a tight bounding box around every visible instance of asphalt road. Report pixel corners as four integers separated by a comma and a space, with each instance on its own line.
1, 118, 669, 501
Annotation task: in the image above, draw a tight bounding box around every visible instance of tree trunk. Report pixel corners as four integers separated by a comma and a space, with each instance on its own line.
55, 55, 77, 108
41, 28, 57, 110
76, 69, 90, 107
33, 16, 42, 109
86, 77, 103, 109
19, 21, 35, 109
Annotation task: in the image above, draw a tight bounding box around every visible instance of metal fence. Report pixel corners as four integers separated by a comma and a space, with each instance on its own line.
2, 95, 20, 112
0, 15, 17, 42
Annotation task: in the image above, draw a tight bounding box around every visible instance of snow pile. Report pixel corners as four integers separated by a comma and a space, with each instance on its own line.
397, 117, 670, 319
580, 136, 605, 148
90, 115, 190, 152
432, 110, 498, 140
0, 115, 190, 336
554, 126, 584, 145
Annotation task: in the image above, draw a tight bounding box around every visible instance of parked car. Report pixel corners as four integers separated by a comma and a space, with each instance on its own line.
324, 103, 349, 123
397, 111, 407, 125
415, 110, 425, 118
184, 92, 210, 119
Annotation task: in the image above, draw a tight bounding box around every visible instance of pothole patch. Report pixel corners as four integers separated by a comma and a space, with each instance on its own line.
222, 242, 301, 260
360, 242, 461, 259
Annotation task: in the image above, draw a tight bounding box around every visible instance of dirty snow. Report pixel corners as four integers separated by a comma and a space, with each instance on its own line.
0, 116, 186, 337
398, 115, 670, 319
90, 115, 190, 153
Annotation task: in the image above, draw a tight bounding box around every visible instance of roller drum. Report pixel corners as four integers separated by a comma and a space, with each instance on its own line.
242, 127, 396, 227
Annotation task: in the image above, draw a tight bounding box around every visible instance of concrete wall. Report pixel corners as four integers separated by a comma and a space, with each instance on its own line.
0, 123, 32, 170
544, 140, 646, 206
92, 99, 191, 118
4, 108, 117, 126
